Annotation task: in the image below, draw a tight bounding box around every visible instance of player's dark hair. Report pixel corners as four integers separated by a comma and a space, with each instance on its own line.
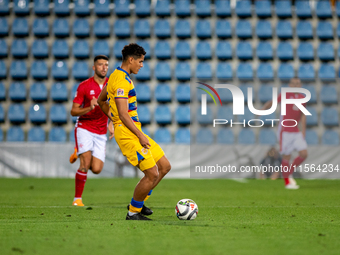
94, 55, 109, 63
122, 43, 146, 62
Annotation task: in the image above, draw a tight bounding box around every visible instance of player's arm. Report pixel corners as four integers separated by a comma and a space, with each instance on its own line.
261, 100, 273, 110
300, 114, 306, 137
97, 84, 114, 122
70, 97, 98, 116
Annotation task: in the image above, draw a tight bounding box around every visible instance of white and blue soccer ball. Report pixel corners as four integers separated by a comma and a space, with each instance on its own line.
175, 199, 198, 220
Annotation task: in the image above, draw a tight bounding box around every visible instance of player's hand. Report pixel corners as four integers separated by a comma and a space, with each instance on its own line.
138, 134, 151, 149
108, 121, 114, 140
90, 96, 98, 110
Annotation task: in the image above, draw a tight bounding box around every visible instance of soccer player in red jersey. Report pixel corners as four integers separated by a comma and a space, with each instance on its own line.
70, 55, 114, 206
262, 78, 308, 189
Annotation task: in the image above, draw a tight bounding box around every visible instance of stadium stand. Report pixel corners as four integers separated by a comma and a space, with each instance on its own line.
7, 126, 25, 142
154, 127, 172, 144
28, 127, 46, 142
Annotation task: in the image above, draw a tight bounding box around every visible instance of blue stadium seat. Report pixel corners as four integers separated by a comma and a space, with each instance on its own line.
49, 127, 67, 142
175, 41, 191, 59
175, 83, 190, 103
175, 63, 191, 81
215, 0, 231, 17
0, 60, 7, 79
134, 19, 150, 38
337, 23, 340, 38
297, 42, 314, 61
319, 64, 335, 81
316, 1, 332, 19
175, 20, 191, 38
275, 0, 292, 18
0, 18, 9, 37
28, 127, 45, 142
305, 130, 318, 145
258, 85, 274, 103
93, 40, 109, 57
303, 85, 317, 104
197, 86, 213, 103
237, 63, 253, 80
196, 41, 212, 60
135, 84, 151, 103
239, 84, 253, 103
175, 0, 191, 17
257, 63, 274, 80
50, 104, 67, 124
196, 63, 212, 80
11, 39, 28, 58
154, 127, 172, 144
155, 105, 172, 125
0, 82, 5, 101
321, 86, 338, 104
73, 40, 90, 59
255, 0, 271, 18
31, 61, 48, 80
72, 61, 89, 80
176, 105, 190, 125
235, 0, 251, 18
259, 111, 277, 127
32, 40, 49, 58
196, 20, 212, 39
318, 42, 334, 61
69, 129, 75, 142
8, 104, 26, 124
135, 62, 151, 80
196, 128, 214, 144
236, 42, 252, 60
7, 127, 25, 142
0, 104, 4, 122
136, 40, 151, 59
137, 104, 151, 124
135, 0, 151, 17
54, 0, 70, 16
217, 106, 233, 119
34, 0, 50, 16
0, 129, 3, 141
10, 61, 27, 80
73, 19, 90, 38
296, 21, 313, 39
70, 83, 79, 100
321, 107, 339, 126
114, 0, 130, 17
175, 128, 190, 144
277, 42, 293, 61
114, 19, 130, 38
52, 40, 69, 58
51, 83, 68, 102
195, 0, 211, 17
257, 42, 273, 60
278, 63, 294, 80
155, 0, 171, 16
337, 2, 340, 17
155, 41, 171, 59
216, 41, 232, 60
256, 21, 272, 39
154, 19, 171, 38
298, 64, 315, 81
238, 129, 255, 144
216, 20, 232, 39
155, 84, 172, 103
322, 130, 339, 145
0, 0, 9, 15
30, 82, 48, 102
155, 62, 171, 81
197, 107, 213, 125
317, 22, 333, 40
9, 82, 26, 102
29, 104, 46, 124
33, 18, 49, 37
74, 0, 90, 16
216, 63, 232, 80
52, 61, 68, 80
53, 18, 70, 37
13, 18, 29, 37
94, 19, 110, 38
296, 0, 312, 18
259, 129, 276, 145
0, 40, 6, 57
94, 0, 110, 16
306, 106, 318, 126
217, 129, 234, 144
236, 20, 252, 39
276, 21, 293, 39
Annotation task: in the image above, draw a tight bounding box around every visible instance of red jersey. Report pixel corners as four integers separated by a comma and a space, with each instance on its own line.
278, 92, 306, 133
73, 77, 109, 135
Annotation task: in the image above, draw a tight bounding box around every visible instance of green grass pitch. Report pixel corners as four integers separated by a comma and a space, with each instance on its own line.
0, 178, 339, 255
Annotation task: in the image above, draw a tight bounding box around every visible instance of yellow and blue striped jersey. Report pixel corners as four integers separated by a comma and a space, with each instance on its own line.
106, 67, 139, 125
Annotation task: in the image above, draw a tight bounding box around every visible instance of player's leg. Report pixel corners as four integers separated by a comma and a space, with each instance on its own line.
151, 155, 171, 190
90, 134, 107, 174
281, 154, 291, 185
74, 151, 92, 206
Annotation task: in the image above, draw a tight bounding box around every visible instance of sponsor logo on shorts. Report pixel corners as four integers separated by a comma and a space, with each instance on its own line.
141, 148, 148, 155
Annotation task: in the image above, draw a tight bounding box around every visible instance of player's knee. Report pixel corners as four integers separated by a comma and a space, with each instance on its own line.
300, 150, 308, 159
91, 168, 102, 174
146, 166, 159, 183
163, 161, 171, 174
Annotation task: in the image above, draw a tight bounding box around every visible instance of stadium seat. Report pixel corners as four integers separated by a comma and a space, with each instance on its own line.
216, 20, 232, 39
196, 41, 212, 60
258, 85, 274, 103
155, 84, 172, 103
306, 106, 318, 126
54, 0, 70, 16
136, 40, 151, 59
135, 0, 151, 17
239, 84, 253, 103
318, 43, 334, 61
196, 128, 214, 144
134, 19, 150, 38
319, 64, 335, 81
175, 128, 190, 144
0, 60, 7, 79
235, 0, 251, 18
303, 85, 317, 104
135, 62, 151, 80
236, 42, 252, 60
196, 63, 212, 80
93, 40, 109, 57
94, 0, 110, 16
237, 63, 253, 80
154, 127, 172, 144
52, 40, 70, 59
69, 129, 75, 142
28, 127, 45, 142
155, 62, 172, 81
217, 91, 233, 105
276, 21, 293, 39
259, 129, 276, 145
70, 83, 79, 100
259, 111, 277, 127
257, 42, 273, 60
29, 104, 46, 124
155, 105, 172, 125
50, 104, 67, 124
257, 63, 274, 80
32, 40, 49, 58
0, 104, 4, 122
175, 63, 191, 81
73, 19, 90, 38
94, 19, 110, 38
337, 2, 340, 17
51, 83, 68, 102
154, 19, 171, 38
238, 129, 255, 144
197, 107, 213, 125
155, 0, 171, 16
52, 61, 68, 80
135, 84, 151, 103
296, 21, 313, 39
337, 23, 340, 38
31, 61, 48, 80
215, 0, 231, 17
175, 0, 191, 17
8, 104, 26, 124
295, 0, 312, 18
73, 40, 90, 59
196, 20, 212, 39
72, 61, 89, 80
49, 127, 67, 142
0, 0, 9, 15
30, 82, 48, 102
175, 83, 190, 103
278, 63, 294, 80
34, 0, 50, 16
305, 130, 318, 145
0, 18, 9, 37
321, 107, 339, 126
216, 41, 232, 60
297, 42, 314, 61
7, 126, 25, 142
298, 64, 315, 81
275, 0, 292, 18
114, 0, 130, 16
175, 20, 191, 38
0, 128, 2, 141
0, 39, 7, 58
320, 86, 338, 104
155, 41, 171, 59
74, 0, 90, 16
196, 86, 213, 103
137, 104, 151, 124
316, 1, 332, 19
216, 63, 232, 80
322, 130, 339, 145
195, 0, 211, 17
217, 129, 234, 144
255, 0, 271, 18
33, 18, 49, 37
175, 41, 191, 59
176, 105, 190, 125
317, 22, 333, 40
11, 39, 28, 58
114, 19, 130, 38
9, 82, 26, 102
276, 42, 293, 61
236, 20, 252, 39
13, 18, 29, 37
256, 21, 272, 39
0, 82, 5, 101
53, 18, 70, 37
10, 61, 27, 80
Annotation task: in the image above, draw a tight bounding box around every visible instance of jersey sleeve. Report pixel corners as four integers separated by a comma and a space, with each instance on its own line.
73, 83, 85, 104
277, 93, 281, 103
113, 79, 130, 99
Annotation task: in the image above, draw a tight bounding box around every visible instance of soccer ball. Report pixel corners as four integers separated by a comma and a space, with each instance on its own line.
175, 199, 198, 220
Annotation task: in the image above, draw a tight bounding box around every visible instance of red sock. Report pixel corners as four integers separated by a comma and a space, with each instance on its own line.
281, 159, 290, 185
75, 170, 87, 198
289, 156, 306, 175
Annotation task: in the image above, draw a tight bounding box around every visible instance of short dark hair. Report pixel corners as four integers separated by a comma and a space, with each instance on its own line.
94, 55, 109, 63
122, 43, 146, 62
